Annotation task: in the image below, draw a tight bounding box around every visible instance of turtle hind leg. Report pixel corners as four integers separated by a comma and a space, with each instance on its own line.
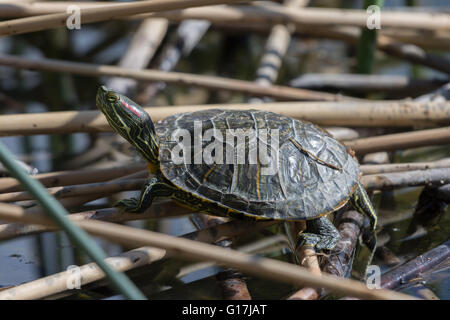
351, 182, 378, 277
296, 216, 340, 251
351, 182, 378, 251
351, 182, 377, 232
116, 176, 177, 213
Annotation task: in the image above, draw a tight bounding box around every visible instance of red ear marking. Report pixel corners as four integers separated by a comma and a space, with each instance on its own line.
120, 100, 141, 117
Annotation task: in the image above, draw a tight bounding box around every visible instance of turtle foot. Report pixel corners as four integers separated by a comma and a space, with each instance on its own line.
297, 232, 339, 251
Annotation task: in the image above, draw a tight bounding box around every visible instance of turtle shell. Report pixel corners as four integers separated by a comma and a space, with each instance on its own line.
156, 109, 360, 221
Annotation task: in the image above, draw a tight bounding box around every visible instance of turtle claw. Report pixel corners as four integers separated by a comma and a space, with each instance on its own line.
297, 232, 338, 251
115, 198, 143, 213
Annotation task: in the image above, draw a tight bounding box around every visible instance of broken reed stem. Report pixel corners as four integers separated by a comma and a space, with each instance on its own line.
381, 240, 450, 290
288, 245, 321, 300
0, 202, 416, 300
0, 54, 348, 102
345, 127, 450, 155
0, 0, 245, 36
284, 220, 321, 300
1, 2, 449, 31
0, 101, 448, 137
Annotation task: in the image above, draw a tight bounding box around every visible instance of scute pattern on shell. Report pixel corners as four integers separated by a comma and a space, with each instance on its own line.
156, 109, 360, 220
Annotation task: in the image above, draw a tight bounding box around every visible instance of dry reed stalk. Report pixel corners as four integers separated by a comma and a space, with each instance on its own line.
0, 101, 448, 137
381, 240, 450, 290
360, 159, 450, 175
6, 163, 447, 240
192, 213, 252, 300
379, 29, 450, 51
0, 0, 244, 36
0, 246, 167, 300
0, 199, 191, 241
0, 219, 277, 300
212, 22, 450, 52
136, 19, 211, 104
250, 0, 308, 92
287, 245, 321, 300
0, 199, 190, 238
279, 25, 450, 75
0, 203, 274, 243
291, 74, 448, 92
0, 178, 146, 202
0, 164, 146, 193
0, 202, 417, 300
0, 54, 348, 101
322, 27, 450, 74
345, 127, 450, 155
213, 0, 309, 299
284, 220, 320, 300
5, 2, 450, 51
191, 214, 252, 300
2, 3, 449, 31
326, 127, 360, 141
376, 34, 450, 75
106, 18, 169, 94
209, 20, 450, 74
361, 168, 450, 191
4, 170, 153, 235
150, 5, 450, 31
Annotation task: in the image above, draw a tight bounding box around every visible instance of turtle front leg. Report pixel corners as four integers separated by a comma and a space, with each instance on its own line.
116, 176, 177, 213
296, 216, 340, 251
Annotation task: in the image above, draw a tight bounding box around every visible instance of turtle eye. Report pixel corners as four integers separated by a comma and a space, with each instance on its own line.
107, 92, 118, 103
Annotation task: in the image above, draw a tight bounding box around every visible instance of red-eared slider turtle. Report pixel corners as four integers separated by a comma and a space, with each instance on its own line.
96, 86, 377, 253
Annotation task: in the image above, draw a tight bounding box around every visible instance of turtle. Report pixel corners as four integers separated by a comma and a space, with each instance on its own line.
96, 86, 377, 254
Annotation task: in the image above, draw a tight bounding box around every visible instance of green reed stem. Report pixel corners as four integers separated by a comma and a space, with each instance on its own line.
356, 0, 384, 74
0, 141, 146, 300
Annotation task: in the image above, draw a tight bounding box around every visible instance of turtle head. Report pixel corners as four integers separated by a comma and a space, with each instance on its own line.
96, 86, 159, 166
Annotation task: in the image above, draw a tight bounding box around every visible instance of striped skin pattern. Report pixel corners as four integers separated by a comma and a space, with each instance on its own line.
157, 109, 360, 221
96, 86, 159, 166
